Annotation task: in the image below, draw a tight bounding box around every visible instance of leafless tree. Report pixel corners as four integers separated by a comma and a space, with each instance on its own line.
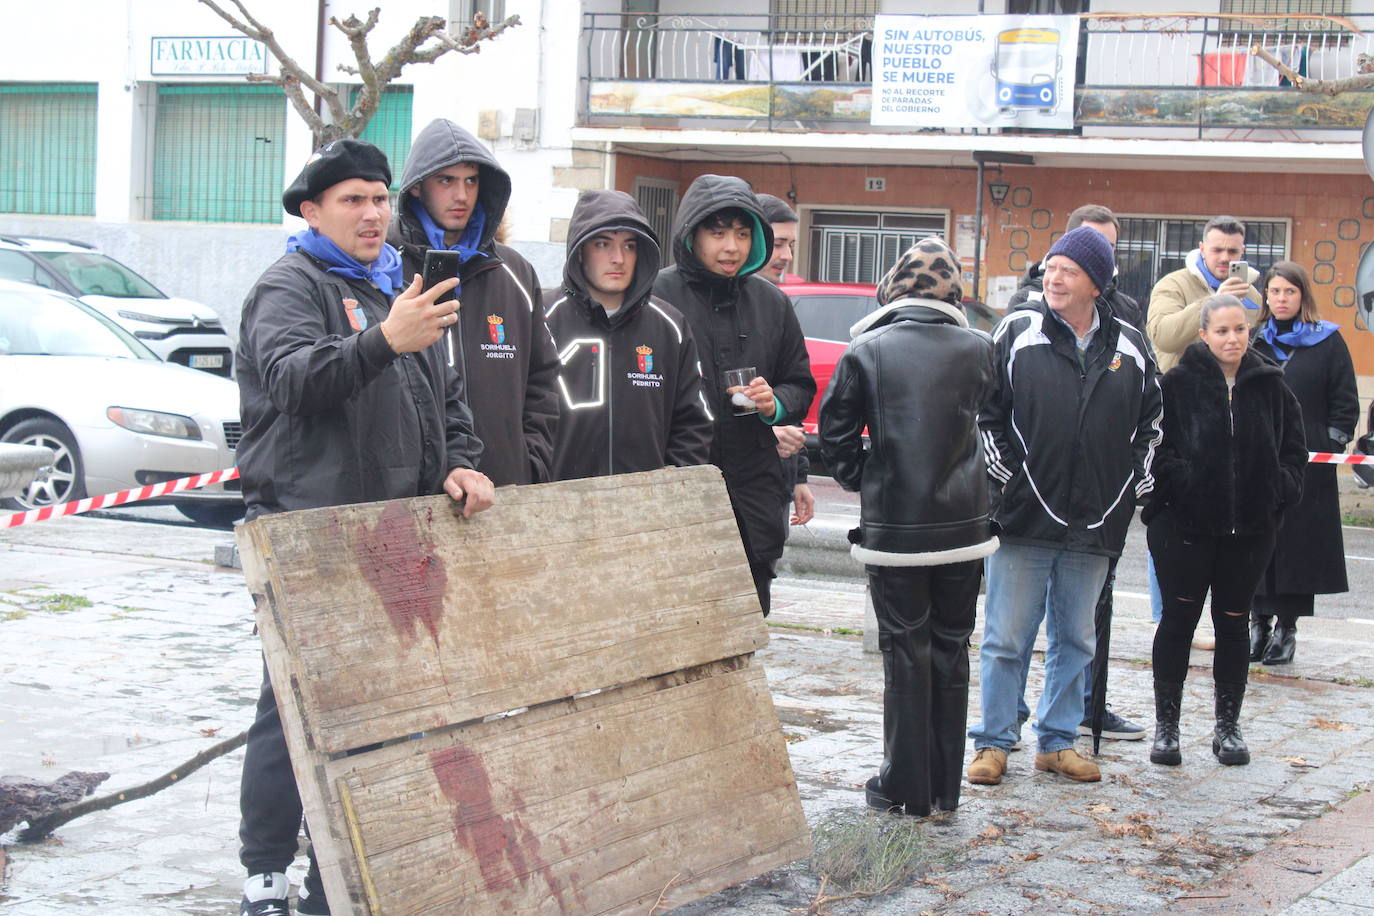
198, 2, 520, 145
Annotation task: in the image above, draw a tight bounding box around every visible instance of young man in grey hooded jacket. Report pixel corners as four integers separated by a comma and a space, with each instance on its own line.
388, 118, 560, 487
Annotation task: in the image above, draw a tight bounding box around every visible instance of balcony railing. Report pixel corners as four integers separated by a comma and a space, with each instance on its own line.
581, 12, 1374, 135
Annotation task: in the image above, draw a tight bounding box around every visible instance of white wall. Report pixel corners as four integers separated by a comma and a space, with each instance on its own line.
402, 0, 586, 245
0, 1, 588, 257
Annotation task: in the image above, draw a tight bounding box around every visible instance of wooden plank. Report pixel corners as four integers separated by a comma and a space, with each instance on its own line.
237, 467, 766, 754
328, 663, 810, 915
238, 466, 811, 915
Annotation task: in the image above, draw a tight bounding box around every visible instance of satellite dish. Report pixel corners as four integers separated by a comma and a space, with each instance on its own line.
1363, 103, 1374, 183
1356, 241, 1374, 334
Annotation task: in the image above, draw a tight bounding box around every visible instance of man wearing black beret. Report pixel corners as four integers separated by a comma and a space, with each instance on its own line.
235, 138, 494, 916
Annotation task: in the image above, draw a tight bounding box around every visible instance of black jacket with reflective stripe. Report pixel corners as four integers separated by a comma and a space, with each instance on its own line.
978, 298, 1162, 558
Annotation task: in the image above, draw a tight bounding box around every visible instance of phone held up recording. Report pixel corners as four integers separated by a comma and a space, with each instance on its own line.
422, 249, 461, 367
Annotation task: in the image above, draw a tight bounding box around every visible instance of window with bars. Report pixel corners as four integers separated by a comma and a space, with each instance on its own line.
0, 83, 98, 217
807, 209, 947, 285
152, 84, 286, 224
1114, 216, 1289, 307
1219, 0, 1350, 33
771, 0, 877, 31
351, 85, 414, 187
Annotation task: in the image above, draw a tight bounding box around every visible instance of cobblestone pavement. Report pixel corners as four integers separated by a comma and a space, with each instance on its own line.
1, 516, 1372, 915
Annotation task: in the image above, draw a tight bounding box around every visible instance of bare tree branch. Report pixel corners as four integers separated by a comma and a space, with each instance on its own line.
198, 2, 520, 145
245, 72, 327, 136
412, 14, 522, 63
18, 730, 248, 842
1083, 11, 1362, 33
198, 0, 336, 100
1250, 42, 1374, 95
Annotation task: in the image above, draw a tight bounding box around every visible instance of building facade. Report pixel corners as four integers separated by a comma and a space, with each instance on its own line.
4, 0, 1374, 385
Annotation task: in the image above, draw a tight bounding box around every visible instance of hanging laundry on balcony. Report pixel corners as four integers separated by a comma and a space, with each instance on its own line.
1198, 51, 1248, 86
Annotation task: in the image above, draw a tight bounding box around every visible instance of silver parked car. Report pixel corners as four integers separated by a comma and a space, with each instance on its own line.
0, 280, 243, 527
0, 236, 234, 377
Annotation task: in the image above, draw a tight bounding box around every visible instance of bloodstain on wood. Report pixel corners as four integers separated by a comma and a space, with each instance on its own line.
351, 502, 447, 646
431, 745, 574, 911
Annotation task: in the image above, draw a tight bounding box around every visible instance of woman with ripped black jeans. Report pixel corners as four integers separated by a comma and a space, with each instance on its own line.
1143, 294, 1306, 768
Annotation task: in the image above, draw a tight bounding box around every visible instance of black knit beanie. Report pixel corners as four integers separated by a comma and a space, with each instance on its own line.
1045, 225, 1115, 295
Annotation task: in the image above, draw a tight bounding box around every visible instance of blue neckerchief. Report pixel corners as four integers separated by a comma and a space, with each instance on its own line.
409, 196, 487, 265
1261, 318, 1339, 362
1189, 248, 1258, 309
286, 228, 403, 295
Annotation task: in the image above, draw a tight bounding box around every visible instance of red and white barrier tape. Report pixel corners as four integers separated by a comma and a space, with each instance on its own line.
0, 467, 239, 530
2, 452, 1372, 530
1308, 452, 1374, 466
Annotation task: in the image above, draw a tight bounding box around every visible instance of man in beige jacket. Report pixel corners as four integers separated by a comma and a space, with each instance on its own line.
1147, 215, 1262, 372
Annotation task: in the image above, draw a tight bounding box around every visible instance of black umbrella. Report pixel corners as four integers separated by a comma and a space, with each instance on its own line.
1088, 561, 1118, 755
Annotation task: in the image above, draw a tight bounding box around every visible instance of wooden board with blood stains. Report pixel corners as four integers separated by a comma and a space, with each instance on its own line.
237, 465, 811, 916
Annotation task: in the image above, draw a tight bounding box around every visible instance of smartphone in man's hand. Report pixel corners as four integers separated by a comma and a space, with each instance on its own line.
422, 249, 461, 304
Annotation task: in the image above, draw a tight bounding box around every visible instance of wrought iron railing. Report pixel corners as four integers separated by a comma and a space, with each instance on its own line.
581, 12, 1374, 133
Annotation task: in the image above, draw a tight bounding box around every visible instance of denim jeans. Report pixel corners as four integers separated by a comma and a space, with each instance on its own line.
1012, 558, 1120, 732
970, 542, 1108, 754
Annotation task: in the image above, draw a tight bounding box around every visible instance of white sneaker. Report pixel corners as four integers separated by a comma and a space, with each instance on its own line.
240, 872, 290, 916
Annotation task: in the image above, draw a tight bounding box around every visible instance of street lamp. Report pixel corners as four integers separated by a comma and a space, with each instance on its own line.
971, 152, 1033, 303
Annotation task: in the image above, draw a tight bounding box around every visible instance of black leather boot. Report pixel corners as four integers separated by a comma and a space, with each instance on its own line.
1262, 619, 1296, 666
865, 775, 902, 814
1212, 681, 1250, 765
1150, 680, 1184, 766
1249, 614, 1272, 663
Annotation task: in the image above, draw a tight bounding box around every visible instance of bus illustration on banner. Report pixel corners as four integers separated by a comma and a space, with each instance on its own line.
993, 28, 1061, 112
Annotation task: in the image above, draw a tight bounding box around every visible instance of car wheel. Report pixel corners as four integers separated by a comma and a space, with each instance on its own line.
1, 418, 86, 511
175, 502, 246, 529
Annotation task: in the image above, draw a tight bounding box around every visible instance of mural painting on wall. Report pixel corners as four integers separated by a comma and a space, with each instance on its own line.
588, 81, 872, 120
1077, 89, 1374, 128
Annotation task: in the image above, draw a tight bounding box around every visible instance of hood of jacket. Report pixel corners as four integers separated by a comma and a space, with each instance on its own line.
562, 189, 661, 325
849, 296, 968, 339
396, 119, 511, 253
669, 175, 772, 287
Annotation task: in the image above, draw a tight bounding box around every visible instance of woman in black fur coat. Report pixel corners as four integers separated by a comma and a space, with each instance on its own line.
1144, 294, 1306, 768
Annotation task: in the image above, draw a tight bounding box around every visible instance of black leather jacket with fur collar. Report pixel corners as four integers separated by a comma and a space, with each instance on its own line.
819, 297, 999, 565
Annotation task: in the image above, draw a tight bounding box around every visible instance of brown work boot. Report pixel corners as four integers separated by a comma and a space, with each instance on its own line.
966, 747, 1008, 785
1034, 748, 1101, 782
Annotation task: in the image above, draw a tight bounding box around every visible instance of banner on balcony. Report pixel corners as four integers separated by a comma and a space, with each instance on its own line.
871, 15, 1079, 129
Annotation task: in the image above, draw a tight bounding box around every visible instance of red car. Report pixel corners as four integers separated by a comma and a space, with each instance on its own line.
781, 280, 1001, 444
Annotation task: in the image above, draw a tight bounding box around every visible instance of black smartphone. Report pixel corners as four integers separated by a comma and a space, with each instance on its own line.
422, 249, 461, 304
